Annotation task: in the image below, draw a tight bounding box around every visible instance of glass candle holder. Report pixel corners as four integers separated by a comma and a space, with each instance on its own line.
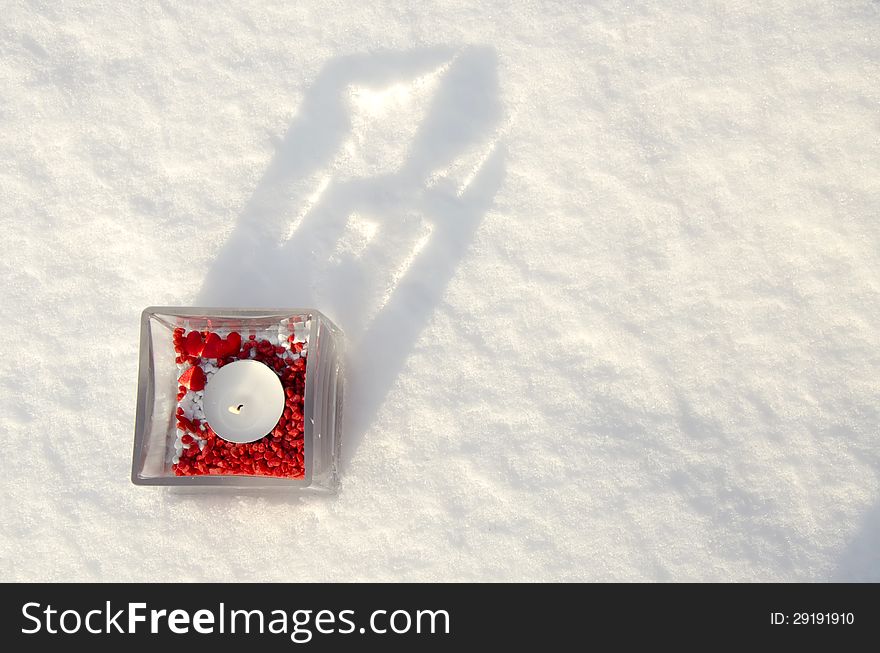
132, 307, 343, 492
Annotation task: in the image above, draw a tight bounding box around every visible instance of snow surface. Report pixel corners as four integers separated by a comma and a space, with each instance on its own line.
1, 2, 879, 582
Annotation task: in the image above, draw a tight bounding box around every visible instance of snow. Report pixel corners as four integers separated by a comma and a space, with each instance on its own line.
1, 2, 879, 581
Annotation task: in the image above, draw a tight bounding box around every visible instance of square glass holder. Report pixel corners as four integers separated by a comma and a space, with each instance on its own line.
132, 307, 343, 492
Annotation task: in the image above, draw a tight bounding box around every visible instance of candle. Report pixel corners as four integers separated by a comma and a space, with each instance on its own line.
202, 359, 285, 443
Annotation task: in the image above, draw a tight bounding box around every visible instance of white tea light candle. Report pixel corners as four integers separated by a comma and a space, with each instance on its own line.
203, 359, 285, 443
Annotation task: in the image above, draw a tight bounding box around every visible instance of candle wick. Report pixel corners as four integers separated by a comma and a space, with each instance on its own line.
228, 403, 244, 414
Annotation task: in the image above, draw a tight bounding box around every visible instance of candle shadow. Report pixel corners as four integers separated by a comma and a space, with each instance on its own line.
829, 497, 880, 582
196, 46, 504, 482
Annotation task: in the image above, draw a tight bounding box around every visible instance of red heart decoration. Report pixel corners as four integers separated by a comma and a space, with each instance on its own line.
221, 331, 242, 357
183, 330, 204, 357
178, 365, 206, 392
201, 332, 223, 358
